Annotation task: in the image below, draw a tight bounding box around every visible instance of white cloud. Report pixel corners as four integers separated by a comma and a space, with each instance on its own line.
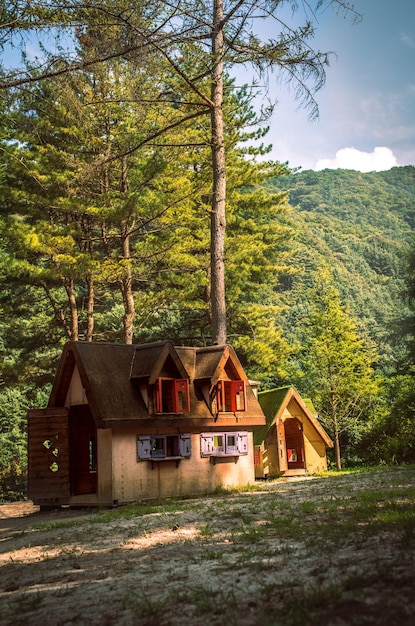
315, 147, 398, 172
400, 32, 415, 48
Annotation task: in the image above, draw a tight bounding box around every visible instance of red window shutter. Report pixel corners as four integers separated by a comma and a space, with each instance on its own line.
224, 381, 233, 411
232, 380, 245, 412
174, 379, 190, 413
216, 381, 224, 412
154, 378, 163, 414
216, 380, 246, 412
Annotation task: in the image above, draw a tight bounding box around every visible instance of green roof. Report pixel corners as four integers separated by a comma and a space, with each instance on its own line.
254, 385, 333, 449
303, 397, 317, 415
258, 386, 291, 424
253, 386, 291, 446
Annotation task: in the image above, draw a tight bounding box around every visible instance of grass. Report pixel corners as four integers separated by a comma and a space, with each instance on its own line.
4, 467, 415, 626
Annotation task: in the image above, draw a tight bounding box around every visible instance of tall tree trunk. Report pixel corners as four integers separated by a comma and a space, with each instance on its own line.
210, 0, 227, 345
327, 351, 342, 469
64, 276, 79, 341
330, 384, 342, 469
85, 275, 94, 342
120, 236, 134, 344
120, 156, 135, 344
334, 426, 342, 470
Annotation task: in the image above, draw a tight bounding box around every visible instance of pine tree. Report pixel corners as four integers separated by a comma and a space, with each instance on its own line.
0, 0, 360, 344
295, 268, 379, 469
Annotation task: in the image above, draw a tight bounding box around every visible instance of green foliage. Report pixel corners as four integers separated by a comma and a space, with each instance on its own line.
0, 384, 50, 501
286, 267, 380, 468
271, 167, 414, 375
0, 0, 414, 490
359, 373, 415, 465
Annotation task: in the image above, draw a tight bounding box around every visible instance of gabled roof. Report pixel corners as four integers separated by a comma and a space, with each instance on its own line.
130, 340, 189, 383
256, 386, 333, 447
192, 344, 247, 385
48, 342, 141, 428
48, 341, 265, 428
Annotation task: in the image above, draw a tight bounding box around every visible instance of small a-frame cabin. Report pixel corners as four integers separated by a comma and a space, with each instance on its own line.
27, 341, 266, 507
253, 386, 333, 478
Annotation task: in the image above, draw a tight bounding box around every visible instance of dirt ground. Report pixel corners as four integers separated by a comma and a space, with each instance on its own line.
0, 469, 414, 626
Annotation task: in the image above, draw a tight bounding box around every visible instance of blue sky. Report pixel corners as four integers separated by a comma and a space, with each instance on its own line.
2, 1, 414, 173
252, 0, 415, 172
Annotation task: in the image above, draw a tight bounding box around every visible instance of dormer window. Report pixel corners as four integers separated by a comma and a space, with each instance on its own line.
216, 380, 246, 413
154, 378, 190, 414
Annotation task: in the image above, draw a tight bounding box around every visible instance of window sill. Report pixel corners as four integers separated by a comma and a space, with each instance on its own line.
149, 456, 185, 469
209, 455, 240, 465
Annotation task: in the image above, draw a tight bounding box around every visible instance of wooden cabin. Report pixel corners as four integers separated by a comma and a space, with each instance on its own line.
27, 341, 266, 507
253, 386, 333, 478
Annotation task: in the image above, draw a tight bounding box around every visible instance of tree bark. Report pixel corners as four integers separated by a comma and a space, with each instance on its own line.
119, 224, 135, 344
334, 428, 342, 470
64, 277, 79, 341
85, 275, 94, 342
119, 156, 135, 345
210, 0, 227, 345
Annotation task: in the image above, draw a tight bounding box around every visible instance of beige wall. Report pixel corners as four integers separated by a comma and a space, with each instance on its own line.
110, 429, 255, 503
97, 429, 113, 503
263, 437, 280, 478
259, 407, 328, 478
295, 408, 328, 474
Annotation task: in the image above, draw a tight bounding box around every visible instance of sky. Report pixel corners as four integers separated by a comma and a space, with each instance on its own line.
2, 1, 414, 174
247, 0, 415, 172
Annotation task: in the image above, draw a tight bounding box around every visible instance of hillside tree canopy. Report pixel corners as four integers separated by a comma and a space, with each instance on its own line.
0, 0, 361, 344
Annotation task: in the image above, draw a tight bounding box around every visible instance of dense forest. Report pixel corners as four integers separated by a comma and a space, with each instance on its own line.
0, 1, 414, 500
1, 163, 414, 499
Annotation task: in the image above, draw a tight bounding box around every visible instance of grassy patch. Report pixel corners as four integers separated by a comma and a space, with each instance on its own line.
4, 468, 414, 626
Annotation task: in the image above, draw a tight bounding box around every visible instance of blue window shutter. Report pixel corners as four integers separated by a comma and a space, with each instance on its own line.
179, 434, 192, 457
137, 436, 152, 460
238, 432, 249, 455
201, 433, 214, 457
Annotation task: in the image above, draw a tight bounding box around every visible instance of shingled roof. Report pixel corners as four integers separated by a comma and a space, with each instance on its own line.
48, 341, 265, 429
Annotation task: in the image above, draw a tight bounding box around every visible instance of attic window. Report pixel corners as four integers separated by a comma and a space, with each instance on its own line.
216, 380, 246, 413
154, 378, 190, 414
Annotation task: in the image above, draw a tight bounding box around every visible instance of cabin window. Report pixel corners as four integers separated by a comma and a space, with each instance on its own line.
89, 437, 97, 472
137, 434, 191, 460
200, 432, 249, 457
154, 378, 190, 414
216, 380, 246, 413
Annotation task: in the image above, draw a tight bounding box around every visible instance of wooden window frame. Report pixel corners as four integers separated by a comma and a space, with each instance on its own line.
200, 432, 249, 457
216, 380, 246, 413
137, 434, 192, 461
154, 378, 190, 414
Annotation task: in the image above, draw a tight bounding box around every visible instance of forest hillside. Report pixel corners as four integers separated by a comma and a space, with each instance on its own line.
271, 166, 414, 376
0, 165, 414, 498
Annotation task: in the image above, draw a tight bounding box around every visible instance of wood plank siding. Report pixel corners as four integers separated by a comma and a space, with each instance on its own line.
27, 409, 70, 501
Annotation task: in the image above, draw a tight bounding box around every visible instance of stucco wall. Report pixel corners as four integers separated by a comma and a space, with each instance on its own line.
97, 429, 113, 503
110, 429, 255, 502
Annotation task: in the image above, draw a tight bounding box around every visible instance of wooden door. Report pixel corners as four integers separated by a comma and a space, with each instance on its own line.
276, 419, 288, 472
284, 418, 305, 469
69, 406, 97, 495
27, 409, 70, 501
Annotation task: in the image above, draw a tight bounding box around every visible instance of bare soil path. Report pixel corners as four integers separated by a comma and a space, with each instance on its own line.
0, 469, 414, 625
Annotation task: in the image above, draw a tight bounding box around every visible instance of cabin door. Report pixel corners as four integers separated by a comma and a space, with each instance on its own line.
27, 409, 70, 501
284, 418, 305, 470
69, 405, 97, 495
